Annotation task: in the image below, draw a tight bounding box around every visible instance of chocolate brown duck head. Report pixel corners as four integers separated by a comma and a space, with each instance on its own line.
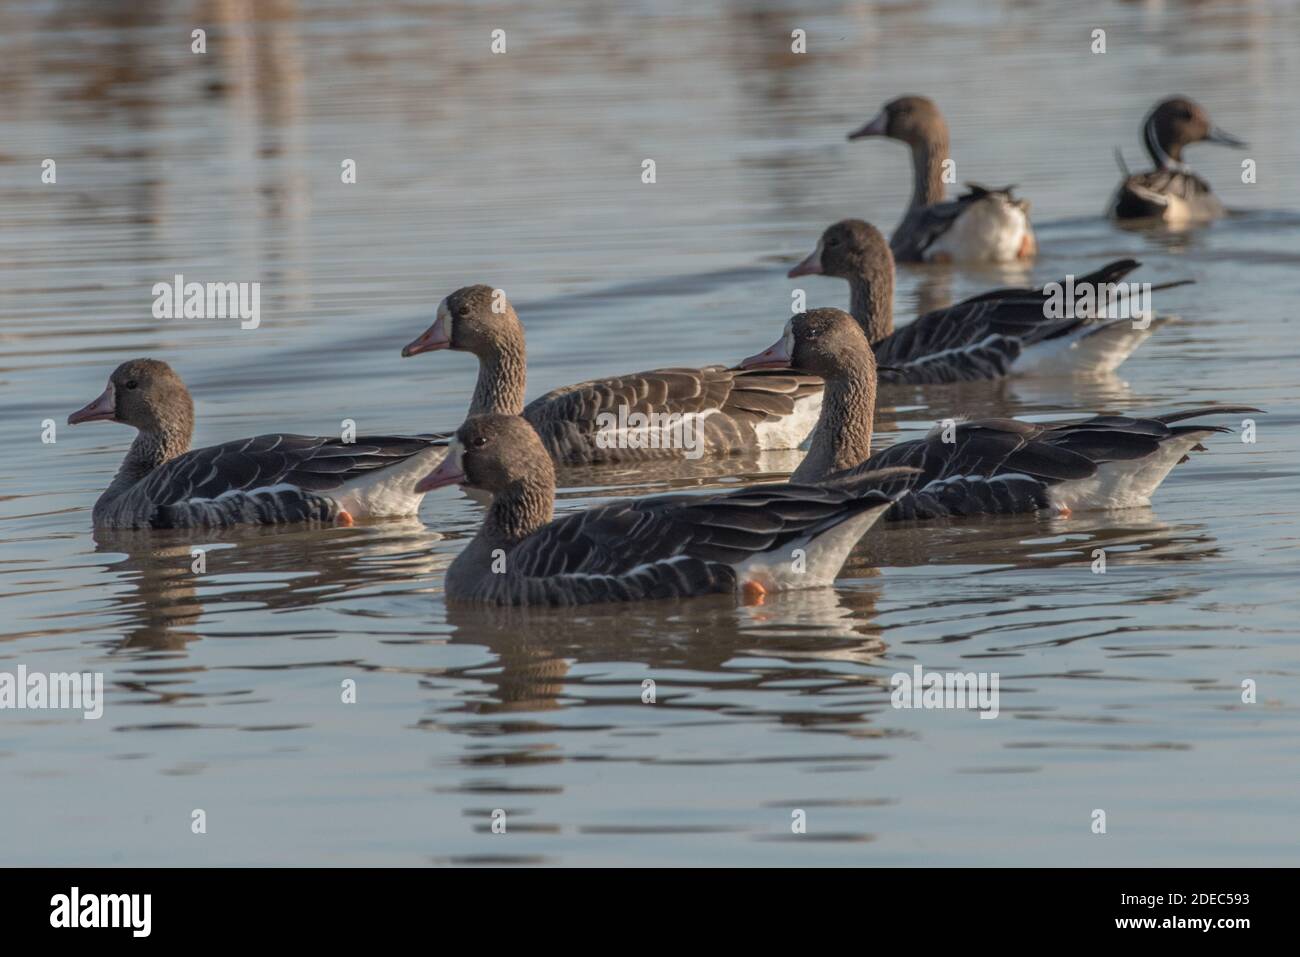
1142, 96, 1245, 169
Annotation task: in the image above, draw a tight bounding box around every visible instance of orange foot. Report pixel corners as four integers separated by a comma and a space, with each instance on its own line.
1017, 233, 1037, 260
1057, 505, 1072, 519
740, 580, 768, 606
928, 251, 954, 265
337, 509, 355, 526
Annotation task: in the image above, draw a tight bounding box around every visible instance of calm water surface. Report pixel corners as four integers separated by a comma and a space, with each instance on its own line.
1, 0, 1298, 865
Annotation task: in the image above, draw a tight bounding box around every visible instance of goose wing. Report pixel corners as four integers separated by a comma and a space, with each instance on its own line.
876, 259, 1146, 383
891, 184, 1033, 263
485, 468, 915, 605
121, 433, 439, 528
525, 366, 822, 464
889, 196, 977, 263
846, 407, 1254, 519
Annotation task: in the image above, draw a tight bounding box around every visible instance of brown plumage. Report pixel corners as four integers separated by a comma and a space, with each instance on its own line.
401, 285, 824, 466
788, 220, 1169, 382
67, 359, 442, 529
847, 95, 1035, 263
420, 414, 914, 607
741, 309, 1256, 518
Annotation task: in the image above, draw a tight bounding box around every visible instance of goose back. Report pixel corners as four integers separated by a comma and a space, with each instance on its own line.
523, 365, 824, 465
842, 408, 1253, 520
96, 433, 442, 529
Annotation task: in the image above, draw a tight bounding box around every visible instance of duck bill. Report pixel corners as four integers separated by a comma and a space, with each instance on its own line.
414, 454, 465, 493
847, 110, 887, 141
738, 336, 792, 370
787, 242, 824, 278
67, 384, 116, 425
401, 315, 451, 357
1205, 126, 1246, 148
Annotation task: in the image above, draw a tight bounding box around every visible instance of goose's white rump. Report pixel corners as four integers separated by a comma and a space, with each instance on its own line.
333, 444, 448, 518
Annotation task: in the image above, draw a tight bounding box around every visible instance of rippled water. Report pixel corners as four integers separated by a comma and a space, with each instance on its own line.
2, 0, 1298, 865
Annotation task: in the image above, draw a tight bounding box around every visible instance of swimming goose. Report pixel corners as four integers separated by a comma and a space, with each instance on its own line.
848, 95, 1035, 263
68, 359, 443, 529
1111, 97, 1246, 222
740, 308, 1253, 517
788, 219, 1176, 382
416, 414, 915, 606
401, 285, 823, 465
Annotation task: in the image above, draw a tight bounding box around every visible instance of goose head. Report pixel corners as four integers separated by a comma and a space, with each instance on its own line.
68, 358, 194, 440
402, 285, 523, 360
416, 414, 552, 496
739, 308, 874, 382
848, 94, 947, 148
788, 219, 892, 281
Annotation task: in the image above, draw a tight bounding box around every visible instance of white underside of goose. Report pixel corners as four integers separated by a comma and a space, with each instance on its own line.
331, 444, 448, 518
1047, 432, 1210, 512
754, 392, 824, 451
928, 196, 1033, 263
730, 503, 891, 593
1014, 318, 1164, 377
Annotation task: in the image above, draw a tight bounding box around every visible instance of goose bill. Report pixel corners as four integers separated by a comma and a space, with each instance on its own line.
68, 383, 116, 425
415, 444, 465, 492
787, 241, 824, 278
739, 337, 792, 370
401, 314, 451, 357
847, 110, 888, 140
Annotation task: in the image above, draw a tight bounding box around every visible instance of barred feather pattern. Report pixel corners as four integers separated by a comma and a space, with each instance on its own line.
94, 433, 441, 529
524, 366, 824, 465
446, 468, 915, 606
875, 259, 1143, 384
836, 408, 1251, 521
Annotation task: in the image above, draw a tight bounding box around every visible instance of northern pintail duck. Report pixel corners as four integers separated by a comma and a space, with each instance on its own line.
401, 285, 823, 465
416, 414, 914, 606
68, 359, 442, 529
788, 219, 1177, 382
848, 95, 1036, 264
1111, 97, 1246, 223
741, 308, 1253, 516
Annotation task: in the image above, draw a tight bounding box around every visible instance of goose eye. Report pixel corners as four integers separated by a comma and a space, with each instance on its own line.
471, 435, 489, 449
125, 380, 138, 390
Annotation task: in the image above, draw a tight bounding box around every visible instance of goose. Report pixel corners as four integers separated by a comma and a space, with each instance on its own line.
788, 219, 1181, 382
1111, 97, 1246, 223
67, 358, 443, 529
848, 95, 1035, 264
416, 414, 916, 606
400, 285, 823, 465
740, 308, 1254, 518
